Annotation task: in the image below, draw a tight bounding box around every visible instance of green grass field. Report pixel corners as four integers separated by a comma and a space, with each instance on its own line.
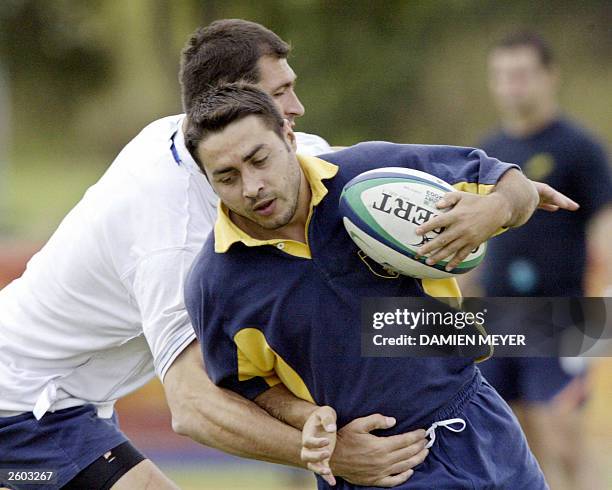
164, 467, 315, 490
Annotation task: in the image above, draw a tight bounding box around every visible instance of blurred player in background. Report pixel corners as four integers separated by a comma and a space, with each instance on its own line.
477, 31, 612, 490
0, 20, 430, 490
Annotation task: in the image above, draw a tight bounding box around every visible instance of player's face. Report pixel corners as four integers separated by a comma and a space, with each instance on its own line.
255, 56, 305, 128
488, 47, 556, 117
197, 115, 303, 234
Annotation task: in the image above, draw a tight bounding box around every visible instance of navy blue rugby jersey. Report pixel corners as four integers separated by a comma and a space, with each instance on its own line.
186, 142, 518, 431
479, 117, 612, 296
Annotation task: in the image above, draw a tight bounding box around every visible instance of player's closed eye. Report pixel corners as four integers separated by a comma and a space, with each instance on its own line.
218, 174, 237, 185
273, 83, 293, 97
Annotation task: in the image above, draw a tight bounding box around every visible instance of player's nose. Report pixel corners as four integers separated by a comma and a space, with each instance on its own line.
242, 175, 264, 200
285, 90, 305, 120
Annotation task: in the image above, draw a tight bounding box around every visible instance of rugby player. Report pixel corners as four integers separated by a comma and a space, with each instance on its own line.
477, 32, 612, 490
183, 83, 572, 489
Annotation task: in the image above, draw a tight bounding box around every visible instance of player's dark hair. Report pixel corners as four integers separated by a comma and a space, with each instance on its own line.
185, 83, 285, 170
180, 19, 290, 112
493, 31, 554, 68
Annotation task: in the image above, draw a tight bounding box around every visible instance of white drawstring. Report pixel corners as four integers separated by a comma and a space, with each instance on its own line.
425, 418, 467, 449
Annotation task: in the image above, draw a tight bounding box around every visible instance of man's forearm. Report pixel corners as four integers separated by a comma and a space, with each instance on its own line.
492, 168, 539, 227
254, 384, 319, 430
163, 341, 305, 468
164, 341, 430, 487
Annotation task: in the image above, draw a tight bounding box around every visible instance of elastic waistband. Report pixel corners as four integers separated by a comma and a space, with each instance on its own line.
0, 410, 25, 418
430, 369, 482, 423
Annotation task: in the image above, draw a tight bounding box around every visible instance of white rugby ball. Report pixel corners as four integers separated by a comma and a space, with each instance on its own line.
339, 167, 486, 279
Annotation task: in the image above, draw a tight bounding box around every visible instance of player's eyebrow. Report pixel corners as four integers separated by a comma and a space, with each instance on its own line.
271, 76, 297, 93
242, 144, 265, 162
211, 166, 235, 176
210, 145, 266, 176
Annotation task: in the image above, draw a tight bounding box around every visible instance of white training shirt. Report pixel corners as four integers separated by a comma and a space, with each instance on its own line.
0, 115, 331, 419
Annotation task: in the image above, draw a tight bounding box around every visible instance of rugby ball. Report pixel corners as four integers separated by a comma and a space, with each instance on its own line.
339, 168, 486, 279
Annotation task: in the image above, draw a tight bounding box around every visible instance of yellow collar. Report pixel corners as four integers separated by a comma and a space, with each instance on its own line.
214, 154, 339, 255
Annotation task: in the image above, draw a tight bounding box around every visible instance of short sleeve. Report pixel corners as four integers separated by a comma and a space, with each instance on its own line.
130, 247, 199, 381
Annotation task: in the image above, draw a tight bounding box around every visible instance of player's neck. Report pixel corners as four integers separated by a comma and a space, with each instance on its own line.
501, 103, 558, 138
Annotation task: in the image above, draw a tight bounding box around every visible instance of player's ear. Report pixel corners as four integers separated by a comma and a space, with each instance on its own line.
282, 119, 297, 152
